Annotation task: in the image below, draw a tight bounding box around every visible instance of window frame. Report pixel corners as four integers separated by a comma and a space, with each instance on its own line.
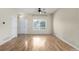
32, 18, 47, 30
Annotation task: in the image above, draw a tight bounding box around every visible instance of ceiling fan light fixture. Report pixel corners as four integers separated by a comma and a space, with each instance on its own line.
39, 12, 42, 14
32, 8, 47, 16
38, 8, 42, 14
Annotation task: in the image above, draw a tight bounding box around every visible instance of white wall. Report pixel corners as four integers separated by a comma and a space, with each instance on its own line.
53, 8, 79, 50
0, 9, 17, 45
18, 14, 52, 34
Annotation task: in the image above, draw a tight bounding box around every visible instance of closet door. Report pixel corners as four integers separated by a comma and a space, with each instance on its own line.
18, 16, 28, 34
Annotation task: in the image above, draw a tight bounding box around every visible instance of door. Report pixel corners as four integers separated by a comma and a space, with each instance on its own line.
18, 16, 28, 34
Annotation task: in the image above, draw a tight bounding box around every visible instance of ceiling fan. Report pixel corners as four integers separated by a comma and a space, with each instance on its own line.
37, 8, 46, 14
32, 8, 47, 16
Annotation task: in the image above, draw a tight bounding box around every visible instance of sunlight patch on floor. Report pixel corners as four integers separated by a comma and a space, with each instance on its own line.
31, 36, 47, 50
25, 41, 28, 49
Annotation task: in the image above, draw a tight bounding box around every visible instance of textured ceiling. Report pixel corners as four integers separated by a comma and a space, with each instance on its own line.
0, 8, 58, 15
15, 8, 58, 14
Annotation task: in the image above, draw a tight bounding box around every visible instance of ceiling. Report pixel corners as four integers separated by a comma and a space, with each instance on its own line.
0, 8, 58, 16
15, 8, 58, 14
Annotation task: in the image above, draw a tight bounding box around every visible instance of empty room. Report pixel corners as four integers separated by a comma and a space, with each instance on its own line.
0, 8, 79, 51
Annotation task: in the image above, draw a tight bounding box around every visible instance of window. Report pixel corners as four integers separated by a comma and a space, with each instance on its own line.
33, 19, 47, 30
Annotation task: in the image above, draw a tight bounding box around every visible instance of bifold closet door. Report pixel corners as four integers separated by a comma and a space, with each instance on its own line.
18, 17, 28, 34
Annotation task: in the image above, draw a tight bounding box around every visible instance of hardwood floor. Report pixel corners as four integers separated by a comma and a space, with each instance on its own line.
0, 34, 76, 51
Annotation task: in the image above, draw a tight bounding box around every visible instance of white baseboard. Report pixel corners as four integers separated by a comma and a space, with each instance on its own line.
0, 34, 16, 45
54, 33, 79, 50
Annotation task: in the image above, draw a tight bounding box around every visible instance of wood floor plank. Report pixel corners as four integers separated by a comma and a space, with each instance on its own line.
0, 35, 77, 51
